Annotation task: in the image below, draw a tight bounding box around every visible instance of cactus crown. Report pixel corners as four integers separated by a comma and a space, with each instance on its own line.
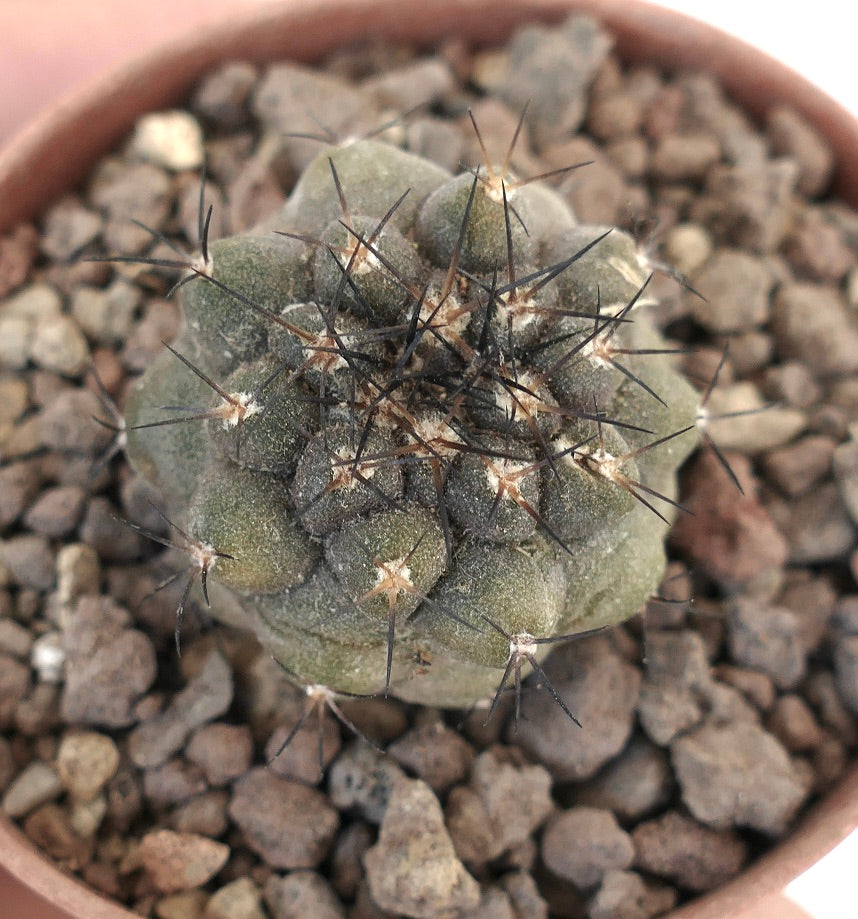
120, 122, 699, 712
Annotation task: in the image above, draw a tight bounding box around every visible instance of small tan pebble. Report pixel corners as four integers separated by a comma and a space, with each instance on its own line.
205, 877, 266, 919
29, 315, 90, 377
57, 730, 121, 801
140, 829, 230, 894
2, 281, 62, 320
1, 760, 63, 818
132, 111, 205, 171
0, 317, 33, 370
155, 890, 208, 919
662, 222, 712, 277
68, 793, 108, 838
55, 542, 101, 606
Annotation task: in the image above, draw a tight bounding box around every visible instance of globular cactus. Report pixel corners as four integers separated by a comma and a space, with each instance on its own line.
121, 132, 699, 712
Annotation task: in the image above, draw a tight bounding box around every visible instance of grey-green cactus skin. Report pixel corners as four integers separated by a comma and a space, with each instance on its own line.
124, 138, 698, 707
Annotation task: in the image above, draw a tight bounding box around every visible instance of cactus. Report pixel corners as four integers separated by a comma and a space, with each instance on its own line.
120, 130, 699, 712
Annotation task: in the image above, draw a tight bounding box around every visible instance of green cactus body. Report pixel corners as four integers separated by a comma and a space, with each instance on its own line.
124, 138, 698, 707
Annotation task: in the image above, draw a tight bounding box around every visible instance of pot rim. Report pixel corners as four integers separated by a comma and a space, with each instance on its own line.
1, 2, 856, 918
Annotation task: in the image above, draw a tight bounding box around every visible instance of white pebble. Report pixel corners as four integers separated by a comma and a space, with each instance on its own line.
132, 110, 205, 171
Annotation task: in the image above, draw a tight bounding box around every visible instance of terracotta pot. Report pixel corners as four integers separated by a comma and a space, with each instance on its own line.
1, 2, 856, 917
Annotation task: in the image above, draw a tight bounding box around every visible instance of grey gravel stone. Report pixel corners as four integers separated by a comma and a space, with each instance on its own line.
727, 600, 806, 690
128, 649, 233, 768
253, 63, 380, 172
767, 105, 834, 197
762, 435, 835, 497
672, 719, 812, 836
0, 461, 41, 530
0, 534, 55, 591
229, 767, 339, 868
40, 196, 102, 260
264, 871, 346, 919
327, 739, 404, 824
364, 774, 480, 918
688, 249, 772, 332
362, 58, 455, 112
192, 61, 259, 130
61, 596, 157, 728
512, 635, 640, 782
1, 760, 63, 818
542, 806, 634, 889
834, 635, 858, 715
638, 630, 713, 745
497, 15, 612, 148
588, 869, 676, 919
572, 735, 673, 821
772, 283, 858, 376
445, 747, 553, 867
834, 437, 858, 525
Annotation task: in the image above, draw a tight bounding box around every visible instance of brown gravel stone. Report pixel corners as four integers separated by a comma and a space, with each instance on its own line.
330, 821, 373, 901
24, 803, 94, 870
767, 694, 824, 752
186, 722, 253, 786
632, 811, 748, 892
670, 450, 788, 589
542, 806, 634, 889
139, 829, 229, 894
264, 708, 340, 785
229, 767, 338, 869
387, 719, 475, 793
0, 223, 39, 296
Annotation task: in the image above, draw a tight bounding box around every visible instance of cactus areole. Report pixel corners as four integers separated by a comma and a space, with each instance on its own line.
123, 136, 699, 709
